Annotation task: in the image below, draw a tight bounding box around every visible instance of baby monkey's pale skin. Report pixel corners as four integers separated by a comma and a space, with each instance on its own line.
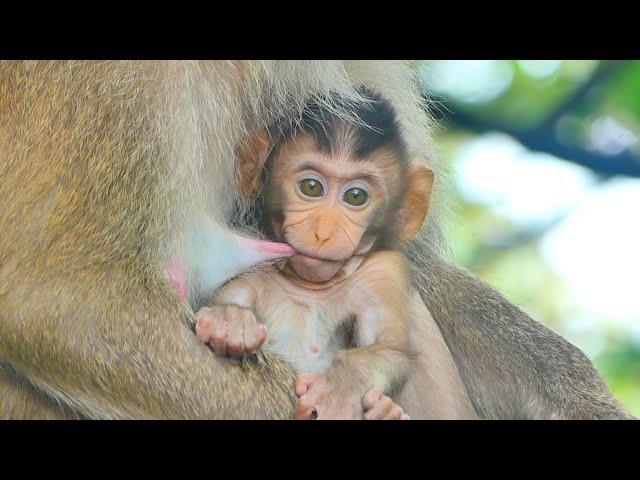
196, 95, 476, 419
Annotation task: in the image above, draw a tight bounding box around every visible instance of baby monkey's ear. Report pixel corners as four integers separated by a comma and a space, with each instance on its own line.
237, 130, 272, 201
397, 160, 434, 242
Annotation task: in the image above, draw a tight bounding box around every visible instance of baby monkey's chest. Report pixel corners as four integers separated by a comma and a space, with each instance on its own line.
255, 293, 355, 374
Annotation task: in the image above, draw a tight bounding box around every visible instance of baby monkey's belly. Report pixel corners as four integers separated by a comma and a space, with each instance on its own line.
256, 294, 350, 375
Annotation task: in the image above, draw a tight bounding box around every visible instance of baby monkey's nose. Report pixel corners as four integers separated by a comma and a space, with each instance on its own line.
314, 231, 331, 244
313, 216, 335, 245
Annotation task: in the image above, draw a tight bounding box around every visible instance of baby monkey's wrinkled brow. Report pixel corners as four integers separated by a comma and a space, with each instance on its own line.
293, 161, 386, 188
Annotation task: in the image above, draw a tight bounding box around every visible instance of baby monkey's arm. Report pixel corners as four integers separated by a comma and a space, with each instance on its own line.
195, 279, 266, 358
295, 251, 413, 420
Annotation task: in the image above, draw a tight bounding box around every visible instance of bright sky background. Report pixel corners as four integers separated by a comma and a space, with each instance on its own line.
453, 133, 640, 349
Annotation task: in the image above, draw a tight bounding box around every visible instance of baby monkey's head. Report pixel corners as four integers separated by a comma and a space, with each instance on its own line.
237, 88, 433, 283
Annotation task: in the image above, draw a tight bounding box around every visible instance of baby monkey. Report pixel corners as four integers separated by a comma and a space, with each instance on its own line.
196, 91, 435, 420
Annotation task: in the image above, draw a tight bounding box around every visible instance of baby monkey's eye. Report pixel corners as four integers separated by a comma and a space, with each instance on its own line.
343, 187, 368, 206
299, 178, 324, 197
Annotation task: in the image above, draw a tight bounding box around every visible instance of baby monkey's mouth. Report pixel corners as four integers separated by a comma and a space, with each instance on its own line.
287, 252, 346, 283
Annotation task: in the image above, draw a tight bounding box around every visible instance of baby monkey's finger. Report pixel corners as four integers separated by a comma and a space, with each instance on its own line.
211, 315, 228, 357
382, 403, 406, 420
362, 387, 383, 411
294, 373, 322, 398
295, 397, 318, 420
226, 317, 245, 357
241, 316, 266, 355
195, 308, 214, 343
363, 394, 394, 420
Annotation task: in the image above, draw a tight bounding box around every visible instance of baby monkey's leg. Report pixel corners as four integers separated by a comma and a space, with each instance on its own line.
294, 373, 410, 420
195, 305, 266, 358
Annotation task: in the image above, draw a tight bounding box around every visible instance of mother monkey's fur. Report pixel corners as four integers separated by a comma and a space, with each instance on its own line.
0, 61, 630, 419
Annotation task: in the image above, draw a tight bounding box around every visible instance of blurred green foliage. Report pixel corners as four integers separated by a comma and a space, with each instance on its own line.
420, 60, 640, 417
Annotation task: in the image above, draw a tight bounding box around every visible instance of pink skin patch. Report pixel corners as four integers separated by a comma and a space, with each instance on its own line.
243, 238, 296, 260
164, 261, 187, 301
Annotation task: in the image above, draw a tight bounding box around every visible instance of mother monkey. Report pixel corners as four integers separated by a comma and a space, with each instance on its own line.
0, 61, 629, 419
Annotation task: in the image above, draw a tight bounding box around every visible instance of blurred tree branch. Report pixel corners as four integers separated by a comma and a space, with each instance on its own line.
543, 60, 624, 125
434, 61, 640, 178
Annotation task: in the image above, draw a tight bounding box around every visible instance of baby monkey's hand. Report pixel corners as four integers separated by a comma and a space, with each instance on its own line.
195, 305, 267, 358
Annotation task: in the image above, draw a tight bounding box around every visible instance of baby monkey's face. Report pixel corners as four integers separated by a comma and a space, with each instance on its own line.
267, 136, 403, 283
238, 128, 433, 285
